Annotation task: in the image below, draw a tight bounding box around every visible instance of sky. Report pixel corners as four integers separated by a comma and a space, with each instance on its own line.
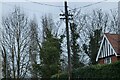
0, 0, 119, 30
0, 0, 119, 20
0, 0, 119, 19
0, 0, 120, 2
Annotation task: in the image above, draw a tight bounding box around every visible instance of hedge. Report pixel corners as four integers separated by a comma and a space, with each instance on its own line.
51, 61, 120, 80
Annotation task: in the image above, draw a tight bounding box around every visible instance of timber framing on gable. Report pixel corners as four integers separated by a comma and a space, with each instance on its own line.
96, 34, 118, 61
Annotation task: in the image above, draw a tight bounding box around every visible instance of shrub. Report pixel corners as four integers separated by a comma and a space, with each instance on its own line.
51, 61, 120, 79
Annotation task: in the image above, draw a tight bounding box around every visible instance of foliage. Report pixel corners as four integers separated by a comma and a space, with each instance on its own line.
70, 23, 84, 69
33, 16, 62, 78
40, 31, 61, 78
88, 28, 102, 64
29, 18, 39, 77
51, 61, 120, 79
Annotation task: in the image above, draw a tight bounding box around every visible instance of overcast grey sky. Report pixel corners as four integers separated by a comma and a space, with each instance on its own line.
1, 1, 118, 24
0, 0, 119, 32
0, 0, 120, 2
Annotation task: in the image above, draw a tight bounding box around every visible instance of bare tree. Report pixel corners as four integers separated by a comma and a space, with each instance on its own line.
109, 9, 118, 33
29, 17, 40, 78
1, 7, 30, 78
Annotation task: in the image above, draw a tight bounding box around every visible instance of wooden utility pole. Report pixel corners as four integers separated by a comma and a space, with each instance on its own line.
65, 2, 71, 80
60, 1, 73, 80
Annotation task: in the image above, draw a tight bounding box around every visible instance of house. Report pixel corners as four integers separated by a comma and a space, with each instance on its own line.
96, 33, 120, 64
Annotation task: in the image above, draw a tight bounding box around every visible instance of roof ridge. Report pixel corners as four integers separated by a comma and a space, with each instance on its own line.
104, 33, 120, 35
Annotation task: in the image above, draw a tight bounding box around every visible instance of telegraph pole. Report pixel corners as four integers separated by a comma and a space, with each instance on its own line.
60, 1, 73, 80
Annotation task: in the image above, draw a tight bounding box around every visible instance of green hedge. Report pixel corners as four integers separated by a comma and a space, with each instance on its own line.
51, 61, 120, 80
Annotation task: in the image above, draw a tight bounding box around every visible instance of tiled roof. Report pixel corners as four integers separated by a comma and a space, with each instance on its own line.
105, 33, 120, 55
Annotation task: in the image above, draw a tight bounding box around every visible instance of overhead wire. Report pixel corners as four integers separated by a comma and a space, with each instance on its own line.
25, 0, 64, 8
24, 0, 65, 27
2, 0, 115, 31
2, 2, 60, 17
24, 0, 108, 16
1, 0, 118, 44
69, 0, 108, 10
1, 2, 62, 31
67, 0, 109, 24
24, 0, 109, 21
1, 0, 115, 16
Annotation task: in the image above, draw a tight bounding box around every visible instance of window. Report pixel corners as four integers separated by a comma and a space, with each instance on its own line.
104, 57, 111, 64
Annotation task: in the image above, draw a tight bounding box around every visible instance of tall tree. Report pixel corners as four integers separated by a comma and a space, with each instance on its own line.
1, 45, 11, 78
40, 32, 61, 78
29, 18, 39, 78
80, 9, 109, 64
70, 23, 82, 69
1, 7, 30, 78
34, 15, 62, 78
87, 10, 107, 64
88, 28, 102, 64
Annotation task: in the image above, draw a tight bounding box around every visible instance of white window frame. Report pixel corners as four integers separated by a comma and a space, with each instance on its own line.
104, 57, 111, 64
